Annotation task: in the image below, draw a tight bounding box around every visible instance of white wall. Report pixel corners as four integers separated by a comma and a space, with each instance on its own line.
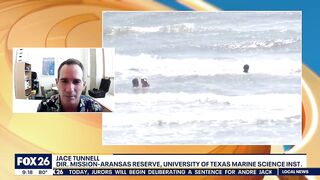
104, 48, 115, 95
89, 48, 115, 95
16, 48, 89, 90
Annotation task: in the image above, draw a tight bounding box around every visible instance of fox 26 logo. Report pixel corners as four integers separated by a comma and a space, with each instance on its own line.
15, 154, 52, 169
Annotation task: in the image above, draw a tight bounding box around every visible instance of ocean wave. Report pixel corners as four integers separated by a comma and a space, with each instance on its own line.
104, 22, 300, 35
215, 37, 301, 51
115, 92, 300, 108
137, 37, 301, 52
104, 108, 300, 128
114, 54, 301, 78
104, 23, 196, 35
104, 92, 301, 127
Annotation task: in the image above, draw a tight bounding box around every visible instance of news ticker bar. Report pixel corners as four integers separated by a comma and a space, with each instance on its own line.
15, 153, 320, 176
15, 168, 320, 176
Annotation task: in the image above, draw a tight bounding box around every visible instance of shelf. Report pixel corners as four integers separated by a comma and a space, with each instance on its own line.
15, 61, 33, 99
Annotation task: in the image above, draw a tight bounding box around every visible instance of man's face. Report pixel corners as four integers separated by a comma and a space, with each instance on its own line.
56, 64, 85, 108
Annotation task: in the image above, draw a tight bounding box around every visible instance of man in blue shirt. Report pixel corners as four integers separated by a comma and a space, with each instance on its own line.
37, 58, 102, 112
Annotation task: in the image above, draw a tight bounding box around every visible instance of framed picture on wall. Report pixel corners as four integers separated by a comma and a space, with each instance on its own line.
42, 57, 55, 76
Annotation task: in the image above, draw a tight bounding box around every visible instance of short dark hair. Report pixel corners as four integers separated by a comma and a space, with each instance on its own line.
57, 58, 84, 80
